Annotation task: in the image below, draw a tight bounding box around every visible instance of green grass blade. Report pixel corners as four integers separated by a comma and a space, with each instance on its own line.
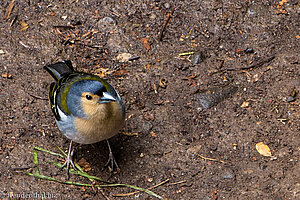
22, 171, 163, 199
100, 183, 164, 199
33, 148, 39, 174
179, 52, 194, 56
34, 146, 64, 158
27, 146, 164, 199
51, 161, 110, 183
55, 145, 68, 157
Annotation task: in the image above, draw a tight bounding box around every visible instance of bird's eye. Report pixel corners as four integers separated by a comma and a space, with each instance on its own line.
86, 94, 93, 100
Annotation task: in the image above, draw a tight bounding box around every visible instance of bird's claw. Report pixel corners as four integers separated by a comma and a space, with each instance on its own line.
105, 151, 120, 173
105, 140, 120, 173
59, 149, 77, 179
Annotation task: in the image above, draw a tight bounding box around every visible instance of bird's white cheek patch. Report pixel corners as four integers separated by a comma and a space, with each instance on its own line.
57, 106, 68, 121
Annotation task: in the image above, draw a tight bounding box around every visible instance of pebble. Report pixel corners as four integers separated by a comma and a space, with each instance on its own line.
260, 165, 267, 170
142, 121, 153, 134
102, 17, 115, 25
285, 96, 295, 102
193, 54, 201, 65
221, 168, 235, 179
197, 85, 238, 109
164, 3, 170, 9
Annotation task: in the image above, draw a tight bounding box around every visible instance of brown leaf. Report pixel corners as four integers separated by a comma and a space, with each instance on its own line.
77, 158, 91, 171
141, 38, 151, 50
256, 142, 272, 157
1, 74, 13, 79
150, 131, 157, 137
19, 20, 29, 31
159, 78, 168, 88
240, 101, 250, 108
113, 69, 129, 76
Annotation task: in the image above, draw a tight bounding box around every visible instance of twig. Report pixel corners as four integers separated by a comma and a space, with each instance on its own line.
53, 25, 75, 30
114, 179, 169, 197
10, 165, 36, 171
29, 94, 48, 100
62, 39, 104, 49
159, 8, 176, 41
169, 180, 187, 185
128, 56, 140, 61
217, 59, 224, 69
240, 56, 275, 70
227, 56, 275, 71
198, 154, 225, 163
97, 187, 111, 200
4, 0, 15, 20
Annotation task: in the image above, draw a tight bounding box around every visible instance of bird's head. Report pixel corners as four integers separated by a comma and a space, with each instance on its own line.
65, 77, 118, 118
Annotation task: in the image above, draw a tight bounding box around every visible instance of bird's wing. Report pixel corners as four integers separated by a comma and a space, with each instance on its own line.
44, 60, 74, 81
48, 73, 79, 121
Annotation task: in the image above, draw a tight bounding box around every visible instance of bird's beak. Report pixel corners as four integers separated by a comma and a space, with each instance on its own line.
99, 92, 116, 104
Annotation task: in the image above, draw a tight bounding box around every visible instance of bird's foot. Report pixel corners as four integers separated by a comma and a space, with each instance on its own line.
105, 140, 120, 173
105, 150, 120, 173
54, 141, 77, 179
59, 148, 77, 179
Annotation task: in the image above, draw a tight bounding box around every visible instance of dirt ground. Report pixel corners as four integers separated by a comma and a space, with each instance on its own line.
0, 0, 299, 199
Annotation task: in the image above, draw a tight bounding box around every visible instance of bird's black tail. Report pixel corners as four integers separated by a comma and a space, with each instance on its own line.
44, 60, 74, 81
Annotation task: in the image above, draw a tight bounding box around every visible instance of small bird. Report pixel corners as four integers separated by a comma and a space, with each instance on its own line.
44, 60, 125, 178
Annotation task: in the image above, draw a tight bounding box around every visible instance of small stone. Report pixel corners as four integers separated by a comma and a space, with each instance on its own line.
285, 96, 295, 102
193, 54, 201, 65
142, 121, 153, 134
164, 3, 170, 9
221, 168, 235, 179
244, 48, 254, 54
260, 165, 267, 170
187, 145, 202, 155
102, 17, 115, 25
146, 178, 153, 182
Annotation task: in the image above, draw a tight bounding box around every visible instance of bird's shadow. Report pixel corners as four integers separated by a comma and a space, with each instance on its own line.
73, 134, 139, 179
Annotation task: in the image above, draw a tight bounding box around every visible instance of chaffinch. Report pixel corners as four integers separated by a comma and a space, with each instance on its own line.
44, 60, 125, 178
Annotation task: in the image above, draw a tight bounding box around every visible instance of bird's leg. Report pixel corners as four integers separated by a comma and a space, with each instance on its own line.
105, 140, 120, 172
59, 140, 77, 179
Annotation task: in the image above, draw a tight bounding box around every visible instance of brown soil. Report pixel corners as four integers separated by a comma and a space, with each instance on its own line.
1, 1, 299, 199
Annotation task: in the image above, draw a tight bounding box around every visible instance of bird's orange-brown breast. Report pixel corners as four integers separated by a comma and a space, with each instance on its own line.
73, 100, 124, 144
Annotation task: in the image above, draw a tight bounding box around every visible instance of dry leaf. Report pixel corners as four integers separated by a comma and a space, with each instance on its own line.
19, 20, 29, 31
77, 158, 91, 171
94, 68, 113, 78
1, 74, 13, 79
256, 142, 272, 157
113, 69, 129, 76
150, 131, 157, 137
141, 38, 151, 50
241, 101, 250, 108
159, 78, 168, 88
116, 53, 132, 62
